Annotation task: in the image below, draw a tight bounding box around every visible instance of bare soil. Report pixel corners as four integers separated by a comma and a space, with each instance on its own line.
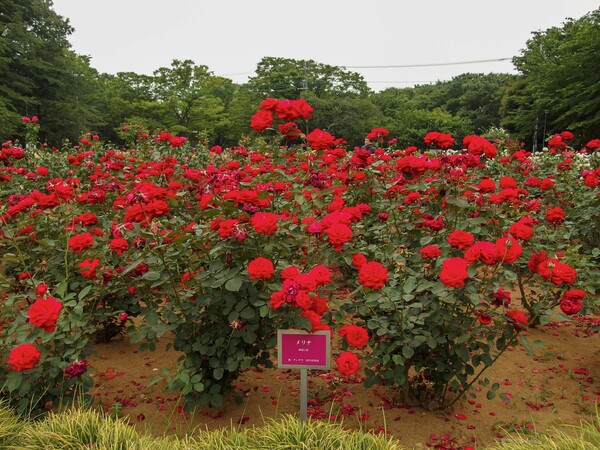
87, 316, 600, 449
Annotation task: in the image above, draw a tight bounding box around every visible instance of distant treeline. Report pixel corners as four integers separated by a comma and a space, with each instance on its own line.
2, 1, 599, 148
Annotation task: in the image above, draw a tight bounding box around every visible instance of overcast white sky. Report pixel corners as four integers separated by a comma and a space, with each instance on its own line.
52, 0, 599, 91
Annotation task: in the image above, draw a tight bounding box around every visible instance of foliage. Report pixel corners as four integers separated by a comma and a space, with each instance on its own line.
1, 100, 598, 414
247, 56, 371, 99
488, 415, 600, 450
0, 405, 405, 449
504, 9, 600, 146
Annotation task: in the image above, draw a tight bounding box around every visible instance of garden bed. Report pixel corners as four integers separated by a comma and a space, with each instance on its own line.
88, 316, 599, 449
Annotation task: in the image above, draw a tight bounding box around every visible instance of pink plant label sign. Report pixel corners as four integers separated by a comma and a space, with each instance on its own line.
277, 329, 331, 369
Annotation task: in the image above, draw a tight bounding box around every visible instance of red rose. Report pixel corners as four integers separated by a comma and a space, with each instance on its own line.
109, 238, 129, 256
79, 258, 100, 279
464, 241, 498, 265
419, 245, 442, 259
477, 178, 496, 193
325, 223, 353, 252
339, 325, 369, 349
560, 131, 574, 141
247, 257, 275, 280
277, 122, 302, 140
447, 230, 475, 250
309, 265, 331, 286
294, 273, 318, 291
495, 237, 522, 264
7, 344, 41, 371
251, 212, 279, 235
560, 298, 583, 315
250, 110, 274, 132
499, 176, 518, 189
562, 289, 585, 301
506, 310, 528, 329
258, 98, 278, 111
352, 253, 367, 269
538, 259, 577, 285
269, 291, 285, 310
528, 251, 547, 274
27, 296, 62, 332
439, 257, 469, 288
358, 261, 389, 290
424, 131, 454, 149
508, 222, 534, 241
300, 310, 330, 331
545, 206, 565, 223
281, 266, 300, 280
476, 312, 492, 325
307, 129, 335, 150
35, 284, 48, 296
67, 232, 94, 253
336, 351, 360, 376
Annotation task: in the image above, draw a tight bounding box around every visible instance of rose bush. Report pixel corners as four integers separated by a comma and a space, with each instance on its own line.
1, 102, 598, 416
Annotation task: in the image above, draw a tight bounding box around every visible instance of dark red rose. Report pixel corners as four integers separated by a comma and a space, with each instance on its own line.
560, 298, 583, 315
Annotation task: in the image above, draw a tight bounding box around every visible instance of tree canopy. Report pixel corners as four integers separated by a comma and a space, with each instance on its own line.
503, 9, 600, 146
2, 3, 599, 148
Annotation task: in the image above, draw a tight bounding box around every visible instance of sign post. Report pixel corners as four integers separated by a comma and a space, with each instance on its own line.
277, 329, 331, 423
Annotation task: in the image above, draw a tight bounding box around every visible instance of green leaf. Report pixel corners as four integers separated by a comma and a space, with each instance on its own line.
403, 277, 417, 294
142, 271, 161, 281
56, 280, 68, 298
225, 277, 243, 292
78, 285, 92, 301
240, 307, 255, 320
402, 346, 414, 359
213, 367, 224, 380
419, 236, 433, 245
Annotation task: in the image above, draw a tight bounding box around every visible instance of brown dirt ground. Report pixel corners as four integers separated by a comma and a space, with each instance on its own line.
86, 316, 600, 449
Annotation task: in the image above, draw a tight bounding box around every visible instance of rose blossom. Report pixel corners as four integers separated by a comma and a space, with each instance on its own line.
439, 257, 469, 288
7, 343, 41, 371
339, 325, 369, 349
247, 257, 275, 280
336, 351, 360, 376
27, 296, 62, 332
358, 261, 389, 290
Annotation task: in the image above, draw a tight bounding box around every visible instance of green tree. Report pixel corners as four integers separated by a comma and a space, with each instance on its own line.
247, 57, 371, 99
0, 0, 75, 143
151, 59, 232, 139
303, 92, 383, 147
503, 8, 600, 145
